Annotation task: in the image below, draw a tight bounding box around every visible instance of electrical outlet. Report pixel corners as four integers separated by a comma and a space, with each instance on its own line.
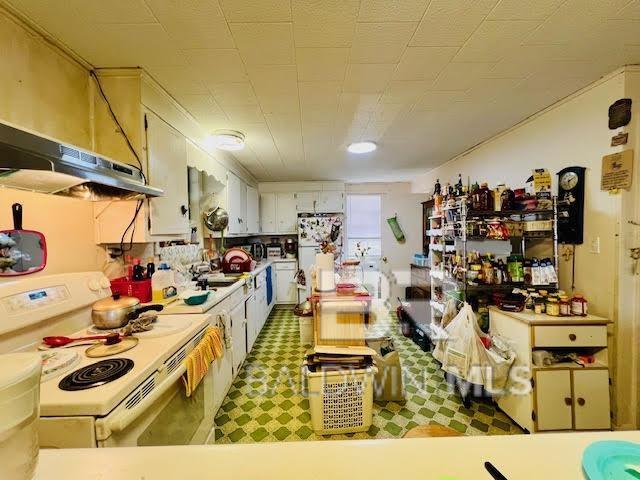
589, 236, 601, 254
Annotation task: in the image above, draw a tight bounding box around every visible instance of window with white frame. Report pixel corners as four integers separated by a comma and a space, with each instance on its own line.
346, 194, 381, 258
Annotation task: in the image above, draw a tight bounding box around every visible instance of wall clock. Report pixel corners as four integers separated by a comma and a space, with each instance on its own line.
557, 166, 586, 244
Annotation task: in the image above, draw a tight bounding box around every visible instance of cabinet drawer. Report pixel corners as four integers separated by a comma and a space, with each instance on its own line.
533, 325, 607, 348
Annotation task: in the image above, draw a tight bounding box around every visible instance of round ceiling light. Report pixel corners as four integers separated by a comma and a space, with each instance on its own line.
347, 141, 377, 154
210, 130, 245, 151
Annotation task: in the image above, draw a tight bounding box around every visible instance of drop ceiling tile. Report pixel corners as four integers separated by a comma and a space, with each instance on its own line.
296, 48, 349, 81
413, 90, 468, 110
454, 20, 542, 62
301, 105, 338, 123
343, 64, 396, 93
350, 22, 418, 63
82, 24, 187, 67
220, 0, 292, 22
145, 0, 235, 49
431, 62, 497, 90
230, 23, 294, 65
208, 82, 258, 106
381, 80, 433, 104
393, 46, 458, 80
222, 105, 266, 123
247, 65, 298, 96
299, 81, 342, 107
358, 0, 430, 22
175, 94, 229, 127
524, 0, 630, 45
292, 0, 360, 47
460, 77, 523, 102
183, 49, 248, 83
256, 93, 300, 115
338, 93, 382, 113
68, 0, 156, 23
488, 0, 565, 20
145, 66, 208, 95
613, 0, 640, 20
411, 0, 499, 46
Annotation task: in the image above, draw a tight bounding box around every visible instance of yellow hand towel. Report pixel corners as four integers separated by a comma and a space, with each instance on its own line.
182, 327, 225, 397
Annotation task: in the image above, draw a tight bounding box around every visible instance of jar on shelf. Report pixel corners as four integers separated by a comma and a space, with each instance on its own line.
478, 182, 494, 211
559, 295, 571, 316
546, 297, 560, 316
571, 294, 588, 316
534, 296, 544, 314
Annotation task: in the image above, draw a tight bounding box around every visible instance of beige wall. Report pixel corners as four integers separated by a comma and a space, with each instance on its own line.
0, 189, 103, 280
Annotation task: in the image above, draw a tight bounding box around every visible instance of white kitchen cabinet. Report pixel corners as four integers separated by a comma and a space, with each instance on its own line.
276, 192, 297, 234
230, 301, 247, 375
245, 293, 258, 353
246, 185, 259, 234
260, 193, 276, 234
211, 309, 233, 414
491, 308, 611, 433
317, 191, 344, 213
572, 369, 611, 430
534, 370, 573, 431
275, 261, 298, 304
145, 112, 189, 235
226, 172, 246, 235
295, 192, 318, 212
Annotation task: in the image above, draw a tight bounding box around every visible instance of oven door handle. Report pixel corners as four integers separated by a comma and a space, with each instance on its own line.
95, 364, 187, 440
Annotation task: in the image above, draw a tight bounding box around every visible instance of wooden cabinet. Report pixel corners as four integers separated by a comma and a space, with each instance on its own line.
145, 112, 189, 235
229, 301, 247, 375
246, 185, 259, 234
276, 192, 297, 234
260, 193, 277, 234
317, 191, 344, 212
491, 308, 612, 433
275, 261, 298, 304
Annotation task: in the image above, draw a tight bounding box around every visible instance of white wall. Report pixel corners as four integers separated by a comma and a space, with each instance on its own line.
412, 67, 640, 429
346, 183, 423, 301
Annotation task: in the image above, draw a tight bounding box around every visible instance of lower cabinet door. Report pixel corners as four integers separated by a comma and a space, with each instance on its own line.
573, 369, 611, 430
230, 302, 247, 375
535, 370, 573, 431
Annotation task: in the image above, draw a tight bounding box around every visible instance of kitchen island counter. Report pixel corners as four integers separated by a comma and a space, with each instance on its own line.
36, 431, 639, 479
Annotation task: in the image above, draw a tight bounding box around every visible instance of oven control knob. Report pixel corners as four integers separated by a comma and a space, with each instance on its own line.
88, 279, 101, 291
99, 277, 111, 290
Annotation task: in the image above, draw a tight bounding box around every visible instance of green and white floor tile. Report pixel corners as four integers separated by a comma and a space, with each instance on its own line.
212, 305, 522, 444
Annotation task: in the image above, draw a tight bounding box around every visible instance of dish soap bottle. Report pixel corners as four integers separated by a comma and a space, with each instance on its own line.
152, 263, 176, 301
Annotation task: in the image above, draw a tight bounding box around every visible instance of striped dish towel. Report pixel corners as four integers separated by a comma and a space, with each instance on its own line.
182, 326, 224, 397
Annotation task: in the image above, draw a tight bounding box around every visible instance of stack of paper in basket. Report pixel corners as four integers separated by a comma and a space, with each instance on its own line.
305, 346, 375, 372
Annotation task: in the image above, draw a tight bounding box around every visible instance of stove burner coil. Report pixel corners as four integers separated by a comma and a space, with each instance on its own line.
58, 358, 134, 391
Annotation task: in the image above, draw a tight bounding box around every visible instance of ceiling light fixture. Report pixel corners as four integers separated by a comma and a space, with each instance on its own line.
347, 141, 377, 154
210, 130, 245, 151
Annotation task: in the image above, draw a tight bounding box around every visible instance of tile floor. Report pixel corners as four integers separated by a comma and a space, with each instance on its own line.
212, 305, 522, 443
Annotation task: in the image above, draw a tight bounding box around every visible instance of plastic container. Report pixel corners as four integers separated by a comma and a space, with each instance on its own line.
151, 263, 176, 302
305, 365, 376, 435
110, 277, 152, 303
571, 294, 588, 316
559, 296, 571, 316
0, 353, 42, 480
299, 317, 314, 346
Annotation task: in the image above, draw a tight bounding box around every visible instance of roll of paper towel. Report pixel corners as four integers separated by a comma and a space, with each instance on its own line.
315, 253, 335, 292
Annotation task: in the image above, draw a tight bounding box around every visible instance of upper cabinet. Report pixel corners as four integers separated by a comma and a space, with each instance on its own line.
295, 192, 317, 212
317, 191, 344, 213
226, 172, 245, 235
145, 112, 189, 235
260, 193, 276, 234
276, 192, 297, 234
246, 185, 259, 234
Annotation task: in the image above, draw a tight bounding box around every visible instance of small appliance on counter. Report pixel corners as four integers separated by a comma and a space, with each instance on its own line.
221, 247, 256, 273
267, 237, 283, 259
284, 238, 297, 259
251, 241, 266, 260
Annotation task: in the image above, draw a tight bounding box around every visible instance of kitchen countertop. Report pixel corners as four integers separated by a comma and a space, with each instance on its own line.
489, 306, 611, 325
35, 431, 640, 479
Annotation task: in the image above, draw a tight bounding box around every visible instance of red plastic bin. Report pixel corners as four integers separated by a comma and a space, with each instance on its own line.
110, 277, 152, 303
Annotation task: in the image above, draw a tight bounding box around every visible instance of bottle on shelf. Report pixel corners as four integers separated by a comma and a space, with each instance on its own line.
478, 182, 494, 211
455, 174, 464, 197
146, 258, 156, 279
132, 258, 145, 281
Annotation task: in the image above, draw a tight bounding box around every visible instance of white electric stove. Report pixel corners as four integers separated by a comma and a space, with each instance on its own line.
0, 272, 215, 448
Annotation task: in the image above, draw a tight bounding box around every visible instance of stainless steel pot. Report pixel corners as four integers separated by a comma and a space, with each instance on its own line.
92, 293, 163, 329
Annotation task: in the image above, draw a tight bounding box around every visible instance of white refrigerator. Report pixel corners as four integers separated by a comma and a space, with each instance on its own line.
298, 213, 344, 298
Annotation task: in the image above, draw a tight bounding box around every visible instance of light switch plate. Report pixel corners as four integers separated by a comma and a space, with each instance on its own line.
589, 236, 601, 254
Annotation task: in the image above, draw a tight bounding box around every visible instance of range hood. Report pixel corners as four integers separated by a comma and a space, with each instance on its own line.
0, 122, 163, 200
